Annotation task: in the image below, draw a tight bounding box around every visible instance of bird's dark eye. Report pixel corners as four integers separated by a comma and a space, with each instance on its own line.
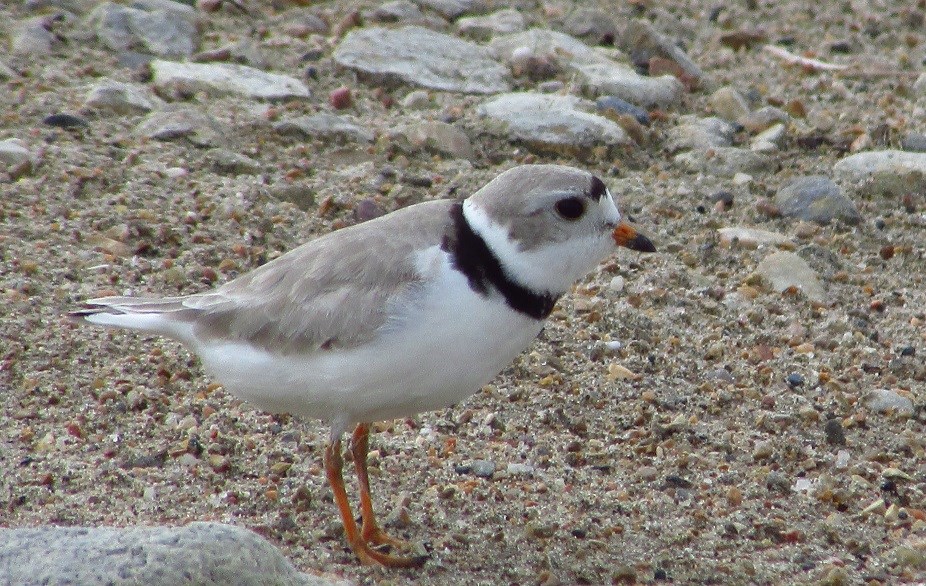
555, 197, 586, 220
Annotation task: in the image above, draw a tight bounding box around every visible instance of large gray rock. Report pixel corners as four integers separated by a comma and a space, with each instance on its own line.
491, 29, 683, 107
479, 93, 629, 150
775, 176, 861, 225
333, 26, 510, 94
667, 115, 735, 152
674, 147, 769, 176
151, 60, 311, 101
0, 522, 349, 586
88, 1, 198, 58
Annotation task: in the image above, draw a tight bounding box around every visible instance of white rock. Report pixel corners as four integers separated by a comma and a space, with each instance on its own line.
478, 92, 629, 148
717, 227, 792, 249
333, 26, 510, 94
833, 149, 926, 183
753, 251, 824, 301
151, 60, 311, 101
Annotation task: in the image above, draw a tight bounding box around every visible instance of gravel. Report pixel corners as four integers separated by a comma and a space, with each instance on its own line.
2, 1, 925, 585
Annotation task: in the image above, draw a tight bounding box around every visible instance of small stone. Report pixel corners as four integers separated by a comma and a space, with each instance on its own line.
675, 147, 769, 177
456, 9, 525, 40
595, 96, 650, 126
638, 466, 658, 481
774, 176, 860, 225
709, 86, 750, 122
900, 132, 926, 152
563, 8, 618, 45
824, 418, 846, 446
402, 90, 431, 109
865, 389, 914, 416
752, 251, 825, 301
353, 199, 384, 223
83, 80, 161, 114
44, 113, 88, 129
0, 139, 37, 176
399, 121, 474, 160
272, 113, 374, 144
607, 363, 639, 381
329, 86, 352, 109
738, 106, 789, 133
786, 373, 804, 387
753, 440, 774, 460
470, 459, 496, 478
717, 227, 792, 249
860, 498, 887, 518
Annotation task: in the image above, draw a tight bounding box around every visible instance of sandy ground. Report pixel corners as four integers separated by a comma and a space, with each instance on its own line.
2, 1, 925, 584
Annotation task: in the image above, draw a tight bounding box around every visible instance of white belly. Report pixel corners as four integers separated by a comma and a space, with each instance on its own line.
195, 251, 544, 428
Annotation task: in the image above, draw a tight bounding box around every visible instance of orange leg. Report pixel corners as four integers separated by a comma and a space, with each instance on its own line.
324, 435, 426, 568
350, 423, 411, 549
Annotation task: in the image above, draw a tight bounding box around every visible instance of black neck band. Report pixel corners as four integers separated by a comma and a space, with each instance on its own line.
443, 203, 557, 320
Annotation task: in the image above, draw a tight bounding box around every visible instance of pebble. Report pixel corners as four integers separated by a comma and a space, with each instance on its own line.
412, 0, 482, 19
328, 86, 352, 110
401, 89, 432, 109
709, 86, 750, 122
0, 60, 15, 80
833, 149, 926, 183
752, 251, 825, 301
135, 107, 226, 147
786, 373, 805, 387
82, 79, 161, 114
456, 8, 525, 40
562, 8, 618, 46
207, 149, 261, 175
363, 1, 429, 25
44, 113, 89, 128
899, 132, 926, 152
595, 96, 650, 126
12, 16, 60, 56
667, 116, 735, 151
864, 389, 914, 416
824, 418, 846, 446
753, 440, 774, 460
151, 60, 311, 101
751, 123, 786, 152
738, 106, 789, 133
272, 113, 374, 144
505, 462, 534, 476
774, 176, 861, 225
398, 121, 474, 160
675, 147, 769, 176
0, 138, 38, 176
88, 1, 198, 58
478, 93, 629, 150
333, 26, 510, 94
469, 459, 496, 478
621, 18, 703, 84
0, 523, 343, 586
717, 227, 792, 250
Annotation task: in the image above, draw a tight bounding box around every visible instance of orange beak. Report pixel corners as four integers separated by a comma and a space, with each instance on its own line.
613, 221, 656, 253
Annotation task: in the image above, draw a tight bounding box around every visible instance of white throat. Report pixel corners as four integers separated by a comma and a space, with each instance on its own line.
461, 199, 610, 295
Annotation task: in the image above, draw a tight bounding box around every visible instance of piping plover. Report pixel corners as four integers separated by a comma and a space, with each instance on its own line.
71, 164, 655, 567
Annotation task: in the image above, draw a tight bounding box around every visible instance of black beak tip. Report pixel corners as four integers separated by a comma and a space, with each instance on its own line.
630, 234, 657, 253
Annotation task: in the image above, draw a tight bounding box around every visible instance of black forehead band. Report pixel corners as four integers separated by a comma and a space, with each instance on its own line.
588, 176, 607, 200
